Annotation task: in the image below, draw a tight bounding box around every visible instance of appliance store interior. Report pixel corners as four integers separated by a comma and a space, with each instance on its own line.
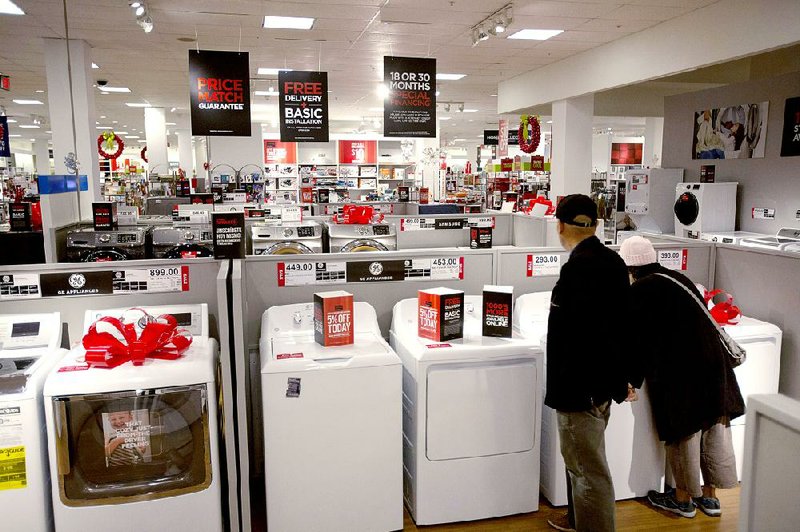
1, 1, 799, 531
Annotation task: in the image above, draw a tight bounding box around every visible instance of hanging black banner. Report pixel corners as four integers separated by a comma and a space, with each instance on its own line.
384, 56, 436, 138
279, 71, 329, 142
189, 50, 251, 136
780, 96, 800, 157
483, 130, 499, 145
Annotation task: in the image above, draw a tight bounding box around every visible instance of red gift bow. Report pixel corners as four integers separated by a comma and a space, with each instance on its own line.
82, 309, 193, 368
704, 289, 742, 325
522, 196, 554, 216
332, 204, 384, 224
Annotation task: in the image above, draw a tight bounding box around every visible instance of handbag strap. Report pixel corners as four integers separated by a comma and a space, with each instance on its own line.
653, 273, 729, 336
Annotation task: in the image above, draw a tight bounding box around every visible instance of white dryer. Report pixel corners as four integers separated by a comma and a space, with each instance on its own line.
674, 182, 737, 238
260, 302, 402, 532
723, 316, 782, 479
327, 223, 397, 252
699, 231, 769, 245
739, 228, 800, 251
44, 304, 223, 532
514, 292, 664, 506
0, 312, 65, 532
390, 295, 543, 525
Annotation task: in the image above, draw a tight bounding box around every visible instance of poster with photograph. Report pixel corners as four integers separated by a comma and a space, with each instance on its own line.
384, 56, 436, 137
102, 409, 152, 467
692, 102, 769, 159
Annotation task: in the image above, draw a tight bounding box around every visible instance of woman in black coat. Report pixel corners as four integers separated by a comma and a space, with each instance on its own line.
620, 236, 744, 520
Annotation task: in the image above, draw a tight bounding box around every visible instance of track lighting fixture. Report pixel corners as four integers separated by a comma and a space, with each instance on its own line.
444, 103, 451, 113
471, 3, 513, 46
130, 1, 154, 33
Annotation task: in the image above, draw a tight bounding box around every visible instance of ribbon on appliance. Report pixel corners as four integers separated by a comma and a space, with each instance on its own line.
332, 204, 385, 224
522, 196, 554, 216
703, 289, 741, 325
82, 309, 193, 368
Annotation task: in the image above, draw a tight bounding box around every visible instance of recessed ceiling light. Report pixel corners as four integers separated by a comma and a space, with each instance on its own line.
9, 134, 21, 138
100, 115, 106, 119
435, 90, 441, 97
440, 117, 452, 121
96, 126, 113, 129
92, 62, 99, 69
547, 120, 553, 124
454, 138, 466, 142
115, 131, 129, 135
463, 109, 478, 113
368, 107, 383, 112
258, 67, 293, 76
112, 120, 118, 124
263, 16, 315, 30
35, 89, 45, 93
165, 122, 176, 125
97, 86, 130, 93
126, 135, 140, 139
46, 130, 51, 133
125, 102, 151, 107
436, 73, 466, 81
377, 84, 390, 99
490, 94, 497, 97
12, 99, 43, 105
19, 124, 40, 129
6, 118, 16, 123
507, 29, 563, 40
254, 90, 276, 97
29, 138, 35, 142
0, 1, 25, 16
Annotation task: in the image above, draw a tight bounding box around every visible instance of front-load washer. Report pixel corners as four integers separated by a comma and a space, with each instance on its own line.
699, 231, 770, 245
0, 312, 65, 532
514, 292, 664, 506
722, 316, 781, 479
66, 228, 149, 262
152, 225, 214, 259
390, 295, 543, 525
251, 221, 323, 255
44, 304, 222, 532
260, 302, 402, 532
326, 223, 397, 252
739, 227, 800, 251
673, 182, 737, 238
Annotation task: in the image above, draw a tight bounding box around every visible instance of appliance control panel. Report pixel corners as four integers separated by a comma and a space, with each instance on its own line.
0, 313, 61, 351
84, 304, 208, 338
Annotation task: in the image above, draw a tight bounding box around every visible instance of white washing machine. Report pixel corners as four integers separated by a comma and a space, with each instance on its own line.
327, 223, 397, 252
44, 304, 223, 532
390, 295, 543, 525
251, 221, 323, 255
739, 228, 800, 251
674, 182, 737, 238
699, 231, 770, 245
514, 292, 664, 506
260, 302, 402, 532
0, 312, 65, 532
723, 316, 782, 479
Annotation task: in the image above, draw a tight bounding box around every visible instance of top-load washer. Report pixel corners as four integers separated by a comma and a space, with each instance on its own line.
739, 228, 800, 251
699, 231, 770, 245
514, 292, 664, 506
251, 221, 323, 255
66, 228, 149, 262
390, 295, 543, 525
673, 182, 737, 238
260, 302, 402, 532
43, 304, 222, 532
0, 312, 65, 532
326, 222, 397, 252
151, 225, 214, 259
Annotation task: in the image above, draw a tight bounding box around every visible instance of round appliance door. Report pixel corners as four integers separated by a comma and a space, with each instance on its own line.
674, 191, 700, 226
340, 239, 389, 253
83, 249, 130, 262
261, 241, 314, 255
164, 244, 214, 259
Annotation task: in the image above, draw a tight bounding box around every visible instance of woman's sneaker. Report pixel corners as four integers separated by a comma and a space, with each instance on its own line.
693, 496, 722, 517
647, 489, 696, 518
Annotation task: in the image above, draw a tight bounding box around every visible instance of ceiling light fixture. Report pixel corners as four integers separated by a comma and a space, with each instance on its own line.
96, 86, 131, 93
35, 89, 44, 93
12, 99, 43, 105
254, 90, 276, 97
131, 1, 153, 33
444, 103, 450, 112
436, 73, 466, 81
377, 84, 390, 99
166, 122, 176, 126
9, 134, 21, 138
19, 125, 40, 129
0, 0, 25, 16
92, 62, 99, 69
471, 3, 512, 45
263, 15, 315, 30
125, 102, 151, 107
258, 67, 292, 76
458, 103, 465, 112
507, 29, 563, 40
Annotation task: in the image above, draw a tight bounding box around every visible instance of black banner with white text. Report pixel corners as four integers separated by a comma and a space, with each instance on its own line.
384, 56, 436, 138
189, 50, 251, 136
279, 71, 329, 142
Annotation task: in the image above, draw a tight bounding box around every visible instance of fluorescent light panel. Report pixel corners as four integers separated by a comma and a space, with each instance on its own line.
254, 90, 277, 96
436, 73, 466, 80
98, 86, 130, 93
9, 134, 21, 138
19, 124, 40, 129
507, 29, 563, 40
0, 0, 25, 15
12, 99, 43, 105
263, 16, 315, 30
92, 63, 99, 69
463, 109, 478, 113
258, 67, 293, 76
125, 102, 151, 107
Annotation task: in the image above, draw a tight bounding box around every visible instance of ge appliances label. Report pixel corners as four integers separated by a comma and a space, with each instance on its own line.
526, 254, 562, 277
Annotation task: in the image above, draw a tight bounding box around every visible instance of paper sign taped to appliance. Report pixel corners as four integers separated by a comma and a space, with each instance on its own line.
281, 205, 303, 223
526, 254, 562, 277
0, 406, 26, 491
0, 273, 41, 301
112, 266, 190, 294
657, 249, 688, 271
286, 377, 301, 398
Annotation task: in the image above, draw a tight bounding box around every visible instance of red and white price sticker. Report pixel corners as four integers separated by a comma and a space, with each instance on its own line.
466, 216, 495, 228
425, 343, 452, 349
112, 266, 189, 294
657, 249, 688, 271
406, 257, 464, 280
277, 261, 347, 287
526, 254, 562, 277
276, 353, 304, 360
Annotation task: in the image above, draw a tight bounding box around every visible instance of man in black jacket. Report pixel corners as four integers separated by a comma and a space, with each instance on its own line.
545, 194, 631, 532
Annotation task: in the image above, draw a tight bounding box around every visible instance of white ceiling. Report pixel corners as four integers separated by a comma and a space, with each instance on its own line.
0, 0, 722, 149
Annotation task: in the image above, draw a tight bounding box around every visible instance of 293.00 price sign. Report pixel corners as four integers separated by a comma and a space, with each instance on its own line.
526, 254, 562, 277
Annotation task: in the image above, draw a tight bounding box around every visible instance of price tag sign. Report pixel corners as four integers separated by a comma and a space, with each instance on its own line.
407, 257, 464, 280
752, 207, 776, 220
400, 218, 438, 231
657, 249, 688, 271
112, 266, 190, 294
465, 216, 495, 228
526, 254, 562, 277
278, 262, 347, 287
281, 205, 303, 223
0, 273, 41, 300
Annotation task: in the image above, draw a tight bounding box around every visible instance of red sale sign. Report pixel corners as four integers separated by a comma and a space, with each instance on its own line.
338, 140, 377, 164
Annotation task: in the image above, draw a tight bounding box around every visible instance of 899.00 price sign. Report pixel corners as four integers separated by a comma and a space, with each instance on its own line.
112, 266, 190, 294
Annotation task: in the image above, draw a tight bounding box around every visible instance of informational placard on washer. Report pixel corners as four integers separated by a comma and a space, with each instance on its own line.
751, 207, 776, 220
400, 216, 494, 231
0, 273, 41, 300
281, 205, 303, 223
657, 249, 688, 271
526, 254, 562, 277
278, 256, 464, 286
112, 266, 190, 294
0, 405, 26, 491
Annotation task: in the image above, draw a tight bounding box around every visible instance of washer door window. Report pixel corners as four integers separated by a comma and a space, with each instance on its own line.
260, 242, 314, 255
52, 385, 211, 506
674, 192, 700, 226
340, 239, 389, 253
164, 244, 214, 259
83, 249, 130, 262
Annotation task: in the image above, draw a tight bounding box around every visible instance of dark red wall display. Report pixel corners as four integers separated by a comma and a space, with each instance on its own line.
264, 140, 298, 164
611, 143, 643, 165
189, 50, 251, 136
279, 71, 329, 142
384, 56, 436, 138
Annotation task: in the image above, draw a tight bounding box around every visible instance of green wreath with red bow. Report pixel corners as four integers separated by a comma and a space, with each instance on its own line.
518, 115, 541, 154
97, 131, 124, 160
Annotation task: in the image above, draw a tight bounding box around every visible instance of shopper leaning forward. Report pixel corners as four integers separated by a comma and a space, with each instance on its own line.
620, 236, 745, 519
545, 194, 632, 532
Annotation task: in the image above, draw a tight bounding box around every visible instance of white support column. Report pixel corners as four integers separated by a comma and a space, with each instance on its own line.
144, 107, 169, 174
33, 139, 50, 176
176, 129, 194, 176
550, 94, 594, 199
643, 117, 664, 169
193, 136, 208, 191
44, 38, 100, 218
